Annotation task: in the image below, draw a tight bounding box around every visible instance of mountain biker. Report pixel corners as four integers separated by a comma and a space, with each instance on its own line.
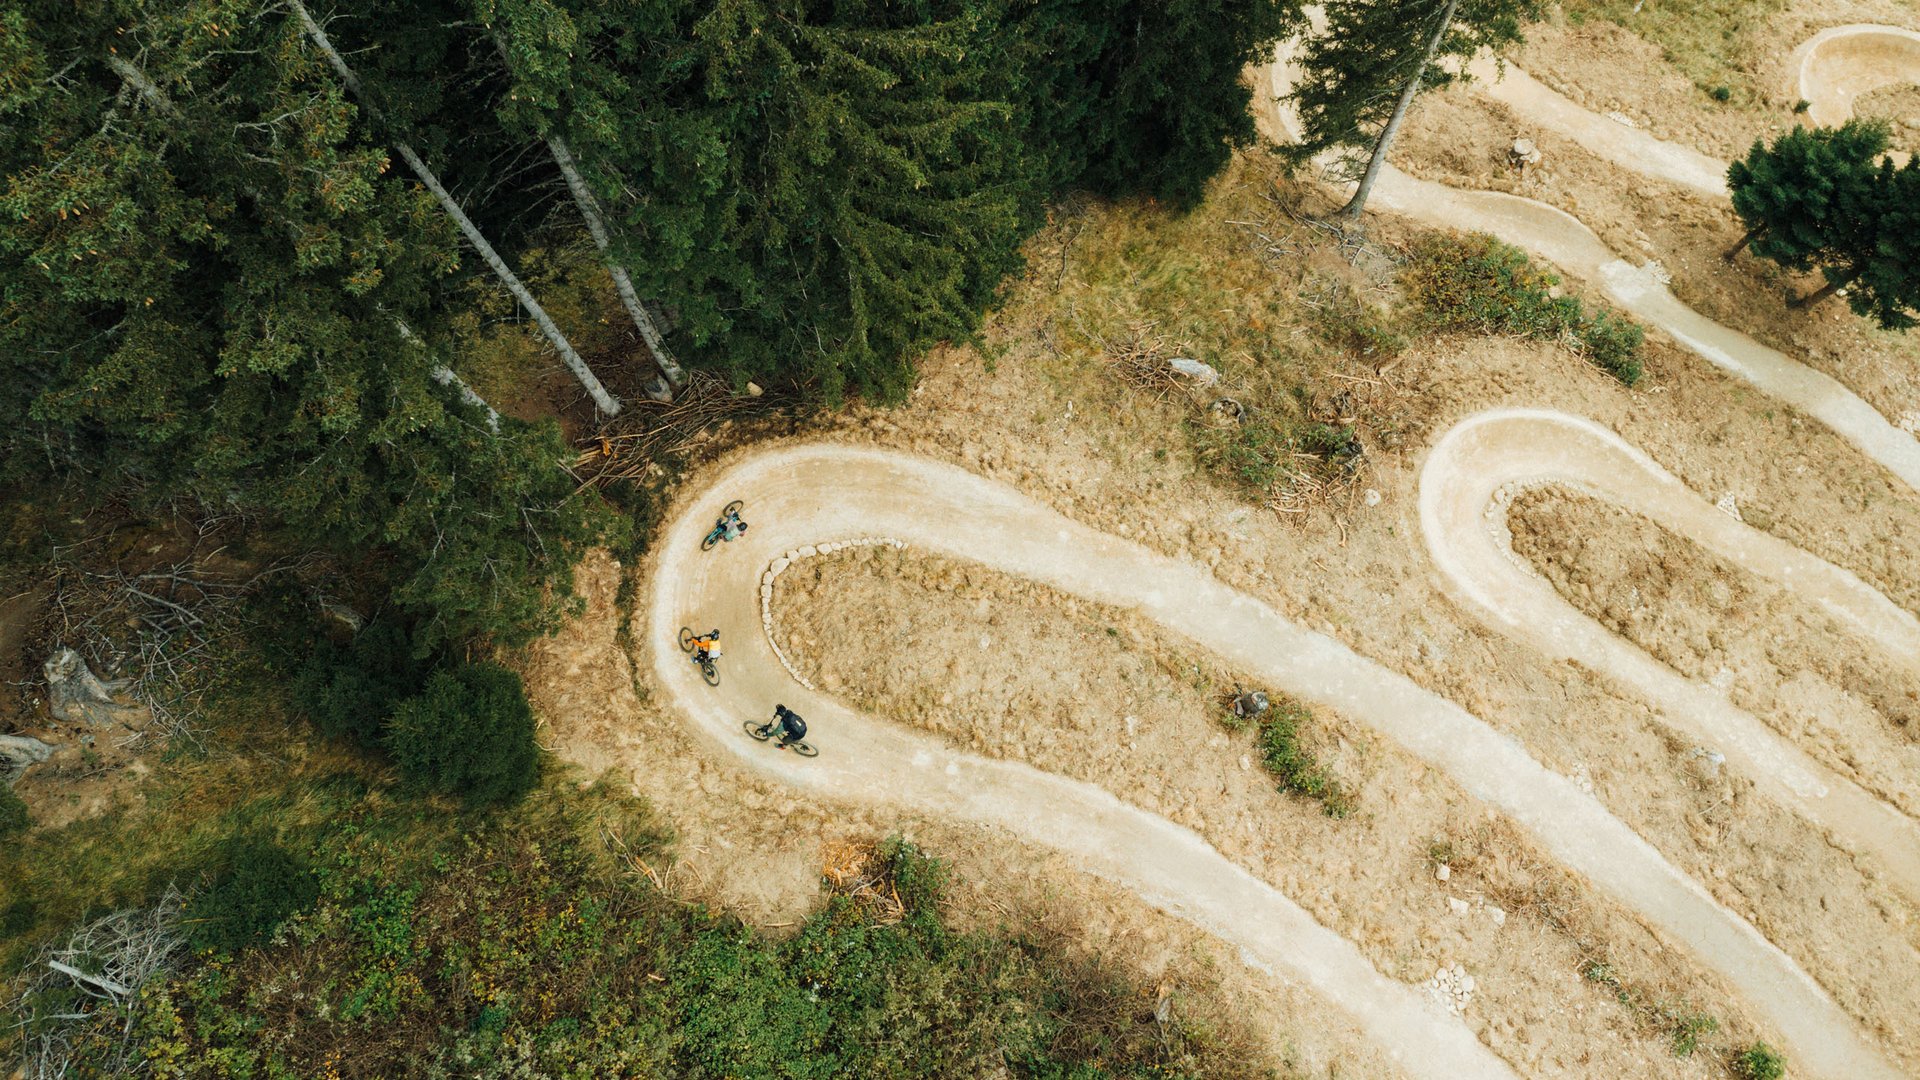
770, 704, 807, 749
716, 508, 748, 542
689, 628, 721, 663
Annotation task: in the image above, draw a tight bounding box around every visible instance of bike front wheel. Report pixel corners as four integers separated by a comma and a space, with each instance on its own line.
722, 499, 744, 518
743, 719, 773, 742
679, 627, 696, 652
700, 660, 720, 687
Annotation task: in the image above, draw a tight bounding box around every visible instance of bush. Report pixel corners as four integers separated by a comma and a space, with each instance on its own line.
1574, 308, 1645, 385
185, 837, 319, 953
0, 782, 28, 838
1254, 700, 1354, 817
1734, 1042, 1786, 1080
1402, 232, 1645, 386
293, 620, 431, 749
385, 662, 539, 808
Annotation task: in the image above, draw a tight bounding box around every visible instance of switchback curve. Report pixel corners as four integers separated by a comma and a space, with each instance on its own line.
644, 446, 1903, 1080
1420, 409, 1920, 898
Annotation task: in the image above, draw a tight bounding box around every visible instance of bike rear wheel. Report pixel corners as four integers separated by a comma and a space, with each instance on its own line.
679, 626, 696, 652
700, 660, 720, 687
700, 529, 721, 552
743, 719, 773, 742
790, 741, 819, 758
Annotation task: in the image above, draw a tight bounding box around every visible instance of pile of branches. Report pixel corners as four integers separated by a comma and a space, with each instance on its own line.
46, 518, 307, 746
821, 838, 906, 925
10, 887, 188, 1079
574, 370, 792, 489
1100, 323, 1189, 403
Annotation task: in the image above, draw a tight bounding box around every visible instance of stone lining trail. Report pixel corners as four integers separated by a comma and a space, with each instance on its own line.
759, 538, 908, 690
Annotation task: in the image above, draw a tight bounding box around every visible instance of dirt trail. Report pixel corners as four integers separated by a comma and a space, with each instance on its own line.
1258, 30, 1920, 494
1792, 25, 1920, 128
1462, 56, 1728, 199
1420, 409, 1920, 902
646, 447, 1902, 1080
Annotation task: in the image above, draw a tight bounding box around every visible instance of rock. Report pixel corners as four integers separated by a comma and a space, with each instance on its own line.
746, 381, 764, 397
761, 570, 775, 587
1168, 357, 1220, 385
797, 545, 818, 559
1364, 488, 1382, 507
1435, 863, 1451, 882
1448, 897, 1470, 915
770, 557, 791, 575
1488, 905, 1507, 928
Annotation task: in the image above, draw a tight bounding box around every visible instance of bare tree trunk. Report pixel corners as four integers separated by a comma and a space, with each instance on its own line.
1789, 268, 1859, 309
545, 133, 681, 400
389, 313, 503, 431
431, 366, 503, 430
288, 0, 622, 417
103, 53, 174, 111
1723, 224, 1766, 262
109, 53, 517, 435
1, 733, 55, 775
1340, 0, 1460, 221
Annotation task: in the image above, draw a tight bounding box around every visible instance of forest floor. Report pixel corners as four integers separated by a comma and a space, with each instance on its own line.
519, 5, 1920, 1078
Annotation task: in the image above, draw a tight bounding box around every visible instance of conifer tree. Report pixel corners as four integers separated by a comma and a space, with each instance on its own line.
1794, 156, 1920, 329
287, 0, 624, 417
1013, 0, 1302, 209
1, 2, 603, 646
1724, 120, 1890, 265
1287, 0, 1541, 219
482, 0, 682, 400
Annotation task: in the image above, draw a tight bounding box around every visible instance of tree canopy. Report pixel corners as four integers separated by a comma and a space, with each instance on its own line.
1726, 120, 1919, 330
1, 0, 1298, 646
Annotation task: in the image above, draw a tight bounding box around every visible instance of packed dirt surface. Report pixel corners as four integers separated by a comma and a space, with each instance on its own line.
773, 545, 1774, 1077
514, 14, 1920, 1080
1509, 488, 1920, 765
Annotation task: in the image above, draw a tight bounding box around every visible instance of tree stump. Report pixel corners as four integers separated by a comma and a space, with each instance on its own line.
43, 647, 148, 729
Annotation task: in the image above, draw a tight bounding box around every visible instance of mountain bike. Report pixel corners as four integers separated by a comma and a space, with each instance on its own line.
701, 500, 746, 551
678, 626, 722, 686
743, 718, 819, 757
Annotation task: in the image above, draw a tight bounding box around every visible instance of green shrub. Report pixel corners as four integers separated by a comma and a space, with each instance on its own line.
293, 620, 431, 748
1574, 308, 1646, 385
1402, 232, 1645, 386
1254, 700, 1354, 817
1734, 1042, 1786, 1080
1668, 1011, 1718, 1057
185, 836, 319, 953
1709, 84, 1733, 102
0, 782, 29, 838
1189, 413, 1289, 495
385, 662, 539, 808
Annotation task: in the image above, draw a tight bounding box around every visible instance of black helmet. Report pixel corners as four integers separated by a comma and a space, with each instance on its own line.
709, 628, 720, 638
738, 522, 749, 531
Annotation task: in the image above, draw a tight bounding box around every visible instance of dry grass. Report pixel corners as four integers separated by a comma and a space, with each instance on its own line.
1561, 0, 1791, 103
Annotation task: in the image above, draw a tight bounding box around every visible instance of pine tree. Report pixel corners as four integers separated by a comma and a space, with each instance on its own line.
1287, 0, 1542, 219
1725, 120, 1889, 266
482, 0, 682, 400
1798, 156, 1920, 329
638, 0, 1034, 401
1, 1, 604, 646
287, 0, 625, 417
1012, 0, 1303, 209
